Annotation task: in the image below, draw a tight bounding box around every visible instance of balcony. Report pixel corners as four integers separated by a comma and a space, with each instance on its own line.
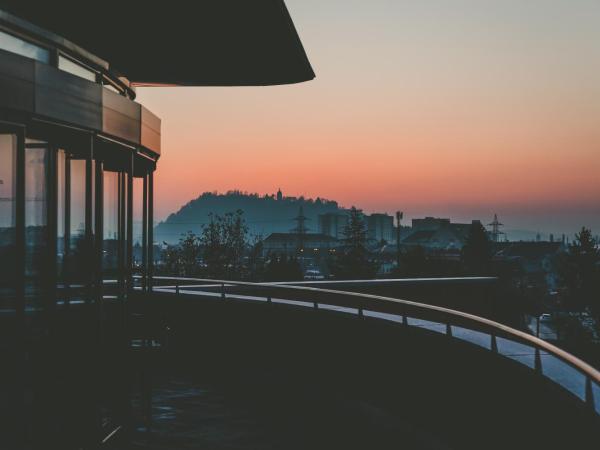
122, 277, 600, 450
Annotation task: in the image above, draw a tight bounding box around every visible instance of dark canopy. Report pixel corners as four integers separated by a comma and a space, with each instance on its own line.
0, 0, 315, 86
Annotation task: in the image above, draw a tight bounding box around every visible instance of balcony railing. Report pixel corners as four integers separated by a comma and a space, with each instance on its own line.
135, 275, 600, 417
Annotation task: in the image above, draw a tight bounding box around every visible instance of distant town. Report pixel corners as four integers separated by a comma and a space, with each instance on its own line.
139, 189, 600, 368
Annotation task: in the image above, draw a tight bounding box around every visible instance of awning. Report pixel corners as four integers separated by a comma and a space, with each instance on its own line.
0, 0, 315, 86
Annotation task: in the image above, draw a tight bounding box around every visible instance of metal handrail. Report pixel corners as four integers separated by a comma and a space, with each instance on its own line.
136, 275, 600, 413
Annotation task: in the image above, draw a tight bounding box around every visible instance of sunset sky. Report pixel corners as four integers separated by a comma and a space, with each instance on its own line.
136, 0, 600, 237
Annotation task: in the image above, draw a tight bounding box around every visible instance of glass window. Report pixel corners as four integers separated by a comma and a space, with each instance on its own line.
103, 83, 120, 94
57, 149, 66, 301
103, 170, 120, 296
65, 157, 88, 300
132, 177, 144, 272
0, 134, 16, 310
58, 55, 96, 82
25, 145, 49, 308
0, 29, 50, 63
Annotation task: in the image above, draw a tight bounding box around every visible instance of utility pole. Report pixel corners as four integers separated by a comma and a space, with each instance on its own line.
396, 211, 403, 272
488, 214, 504, 243
292, 205, 310, 269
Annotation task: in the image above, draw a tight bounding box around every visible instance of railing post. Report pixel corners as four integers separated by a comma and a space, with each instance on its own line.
491, 334, 498, 353
585, 377, 595, 411
358, 306, 364, 319
446, 323, 452, 337
175, 280, 179, 295
402, 314, 408, 326
534, 348, 542, 374
221, 283, 226, 300
266, 295, 272, 304
313, 301, 318, 310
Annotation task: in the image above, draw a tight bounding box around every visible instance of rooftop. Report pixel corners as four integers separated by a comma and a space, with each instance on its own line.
0, 1, 315, 86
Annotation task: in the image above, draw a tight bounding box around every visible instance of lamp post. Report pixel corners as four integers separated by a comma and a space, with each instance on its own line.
396, 211, 403, 272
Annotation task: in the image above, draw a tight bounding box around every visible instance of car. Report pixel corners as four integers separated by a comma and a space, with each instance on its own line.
304, 268, 325, 281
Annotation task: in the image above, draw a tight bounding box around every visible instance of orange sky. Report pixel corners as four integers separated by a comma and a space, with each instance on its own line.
136, 0, 600, 236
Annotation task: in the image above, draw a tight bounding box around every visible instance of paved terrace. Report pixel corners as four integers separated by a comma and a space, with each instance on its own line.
124, 277, 600, 450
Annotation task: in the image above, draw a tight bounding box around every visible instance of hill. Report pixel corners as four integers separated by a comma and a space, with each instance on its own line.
155, 190, 344, 244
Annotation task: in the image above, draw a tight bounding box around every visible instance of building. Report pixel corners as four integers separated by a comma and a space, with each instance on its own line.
0, 2, 313, 448
318, 211, 349, 239
411, 217, 451, 231
1, 4, 597, 450
263, 232, 340, 257
319, 211, 394, 244
403, 217, 478, 250
493, 241, 565, 291
367, 213, 394, 243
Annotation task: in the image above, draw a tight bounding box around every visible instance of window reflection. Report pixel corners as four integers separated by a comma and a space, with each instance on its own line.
132, 177, 143, 275
103, 170, 120, 295
58, 55, 97, 82
65, 157, 88, 299
0, 29, 50, 64
0, 134, 16, 310
25, 144, 49, 308
57, 149, 66, 301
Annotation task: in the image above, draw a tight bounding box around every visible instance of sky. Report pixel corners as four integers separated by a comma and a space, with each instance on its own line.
136, 0, 600, 237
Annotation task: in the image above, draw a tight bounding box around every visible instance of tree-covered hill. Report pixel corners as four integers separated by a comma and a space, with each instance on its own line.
155, 190, 344, 244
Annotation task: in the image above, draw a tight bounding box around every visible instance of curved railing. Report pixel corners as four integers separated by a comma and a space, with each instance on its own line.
137, 275, 600, 416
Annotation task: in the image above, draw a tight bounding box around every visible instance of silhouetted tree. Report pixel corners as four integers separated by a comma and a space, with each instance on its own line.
399, 245, 428, 277
558, 227, 600, 314
264, 253, 303, 281
461, 221, 492, 275
159, 231, 201, 277
200, 210, 248, 279
179, 231, 202, 276
160, 243, 182, 276
332, 207, 378, 279
247, 234, 265, 281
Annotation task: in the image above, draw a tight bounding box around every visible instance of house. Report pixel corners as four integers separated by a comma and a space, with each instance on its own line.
263, 232, 340, 257
402, 219, 478, 250
494, 241, 565, 290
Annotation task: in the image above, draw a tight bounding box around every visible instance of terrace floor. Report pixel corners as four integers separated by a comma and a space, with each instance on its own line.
131, 376, 451, 450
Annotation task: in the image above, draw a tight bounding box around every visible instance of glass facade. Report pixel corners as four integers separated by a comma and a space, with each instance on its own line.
66, 156, 88, 300
58, 55, 97, 82
0, 29, 50, 63
103, 169, 120, 297
0, 125, 156, 448
0, 133, 16, 310
24, 142, 49, 308
57, 149, 66, 301
0, 17, 158, 449
132, 176, 144, 274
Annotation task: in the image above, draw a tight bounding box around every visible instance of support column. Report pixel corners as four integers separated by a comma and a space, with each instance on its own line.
126, 152, 133, 297
142, 174, 148, 292
85, 137, 94, 304
14, 126, 26, 447
148, 171, 154, 292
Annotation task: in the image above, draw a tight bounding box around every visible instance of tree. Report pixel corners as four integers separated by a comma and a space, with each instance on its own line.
399, 245, 428, 277
160, 243, 182, 276
264, 253, 303, 282
159, 232, 201, 277
247, 234, 265, 281
200, 210, 248, 279
332, 207, 378, 279
179, 231, 202, 276
558, 227, 600, 314
461, 221, 492, 275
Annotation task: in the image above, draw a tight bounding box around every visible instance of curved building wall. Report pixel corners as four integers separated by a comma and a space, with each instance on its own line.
0, 13, 159, 449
